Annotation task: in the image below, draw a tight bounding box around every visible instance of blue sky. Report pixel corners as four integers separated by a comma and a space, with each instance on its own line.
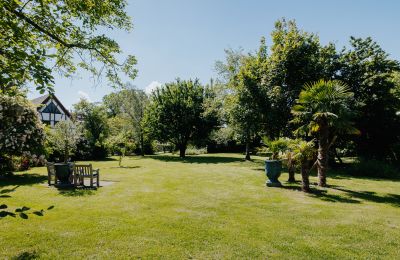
27, 0, 400, 109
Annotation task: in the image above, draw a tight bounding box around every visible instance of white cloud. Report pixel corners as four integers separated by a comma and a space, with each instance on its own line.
145, 81, 162, 94
78, 90, 92, 102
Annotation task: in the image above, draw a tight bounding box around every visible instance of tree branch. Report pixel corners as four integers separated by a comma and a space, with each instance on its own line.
5, 5, 122, 66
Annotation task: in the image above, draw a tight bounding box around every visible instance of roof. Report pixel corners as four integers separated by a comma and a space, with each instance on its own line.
31, 94, 50, 105
30, 94, 71, 117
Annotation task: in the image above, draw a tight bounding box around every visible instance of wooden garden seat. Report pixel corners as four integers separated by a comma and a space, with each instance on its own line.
46, 162, 58, 186
73, 164, 100, 188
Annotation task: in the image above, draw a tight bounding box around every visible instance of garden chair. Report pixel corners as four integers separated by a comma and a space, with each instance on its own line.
73, 164, 100, 188
46, 162, 58, 186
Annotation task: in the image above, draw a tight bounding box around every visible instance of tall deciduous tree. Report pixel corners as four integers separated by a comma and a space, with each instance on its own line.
119, 86, 149, 156
292, 80, 357, 187
103, 86, 151, 155
143, 79, 218, 158
0, 0, 137, 94
266, 19, 339, 136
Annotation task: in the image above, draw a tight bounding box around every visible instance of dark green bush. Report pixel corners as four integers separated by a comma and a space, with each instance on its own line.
346, 159, 400, 179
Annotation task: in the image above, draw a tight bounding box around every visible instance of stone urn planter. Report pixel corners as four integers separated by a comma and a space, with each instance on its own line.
54, 162, 74, 187
265, 160, 282, 187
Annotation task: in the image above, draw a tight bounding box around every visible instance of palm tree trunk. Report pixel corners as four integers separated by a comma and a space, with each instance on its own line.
301, 161, 310, 192
317, 122, 329, 187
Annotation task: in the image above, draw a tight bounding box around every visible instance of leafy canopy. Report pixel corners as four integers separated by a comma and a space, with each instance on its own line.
143, 79, 218, 157
0, 0, 137, 94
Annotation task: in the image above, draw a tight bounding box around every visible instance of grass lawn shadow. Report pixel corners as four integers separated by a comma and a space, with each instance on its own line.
12, 251, 40, 260
330, 186, 400, 207
147, 154, 245, 164
1, 186, 54, 219
0, 173, 47, 188
58, 187, 97, 197
110, 166, 141, 169
281, 182, 400, 206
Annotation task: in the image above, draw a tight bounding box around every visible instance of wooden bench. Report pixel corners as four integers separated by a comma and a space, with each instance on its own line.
73, 164, 100, 188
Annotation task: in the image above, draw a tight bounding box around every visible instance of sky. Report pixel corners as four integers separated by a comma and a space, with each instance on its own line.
27, 0, 400, 109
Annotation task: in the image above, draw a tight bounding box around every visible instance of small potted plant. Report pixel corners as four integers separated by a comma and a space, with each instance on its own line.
48, 120, 81, 186
263, 137, 290, 187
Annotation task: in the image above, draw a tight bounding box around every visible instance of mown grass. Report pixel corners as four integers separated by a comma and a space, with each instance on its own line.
1, 153, 399, 259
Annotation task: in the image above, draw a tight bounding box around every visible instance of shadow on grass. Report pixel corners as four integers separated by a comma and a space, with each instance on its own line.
110, 166, 141, 169
0, 186, 54, 219
281, 182, 400, 206
329, 186, 400, 207
0, 173, 47, 188
57, 187, 97, 197
147, 154, 245, 164
12, 250, 39, 260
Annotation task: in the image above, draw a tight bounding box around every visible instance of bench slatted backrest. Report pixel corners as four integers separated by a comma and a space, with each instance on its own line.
47, 162, 55, 175
74, 164, 93, 177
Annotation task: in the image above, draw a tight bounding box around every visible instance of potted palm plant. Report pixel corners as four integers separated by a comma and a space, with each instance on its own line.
48, 120, 81, 186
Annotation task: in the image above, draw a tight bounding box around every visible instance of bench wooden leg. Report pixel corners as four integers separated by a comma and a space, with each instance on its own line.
97, 174, 99, 187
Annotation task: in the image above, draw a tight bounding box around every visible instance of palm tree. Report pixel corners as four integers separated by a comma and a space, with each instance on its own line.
291, 140, 316, 192
291, 80, 358, 187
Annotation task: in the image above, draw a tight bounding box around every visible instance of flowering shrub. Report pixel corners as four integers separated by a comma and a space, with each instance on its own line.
0, 94, 45, 172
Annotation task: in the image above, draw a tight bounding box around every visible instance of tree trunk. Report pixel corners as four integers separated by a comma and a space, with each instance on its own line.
140, 132, 144, 156
245, 141, 251, 160
287, 152, 295, 182
179, 143, 186, 158
301, 161, 310, 192
317, 122, 329, 187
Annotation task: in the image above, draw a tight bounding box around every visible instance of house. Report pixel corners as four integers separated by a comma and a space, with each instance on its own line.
31, 94, 71, 127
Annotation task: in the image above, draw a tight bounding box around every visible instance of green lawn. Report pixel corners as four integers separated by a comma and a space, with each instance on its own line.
1, 153, 400, 259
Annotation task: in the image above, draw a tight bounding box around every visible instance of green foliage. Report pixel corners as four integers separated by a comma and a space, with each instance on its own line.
266, 19, 336, 136
184, 146, 207, 156
47, 120, 82, 162
262, 137, 292, 160
290, 139, 317, 166
344, 159, 399, 179
73, 99, 109, 159
339, 37, 400, 159
143, 79, 219, 157
103, 86, 152, 155
0, 0, 137, 94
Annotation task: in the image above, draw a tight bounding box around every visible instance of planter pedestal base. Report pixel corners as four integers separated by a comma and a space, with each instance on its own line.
266, 180, 282, 187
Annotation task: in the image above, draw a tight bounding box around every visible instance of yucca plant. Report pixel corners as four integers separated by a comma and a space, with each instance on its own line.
291, 80, 358, 187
